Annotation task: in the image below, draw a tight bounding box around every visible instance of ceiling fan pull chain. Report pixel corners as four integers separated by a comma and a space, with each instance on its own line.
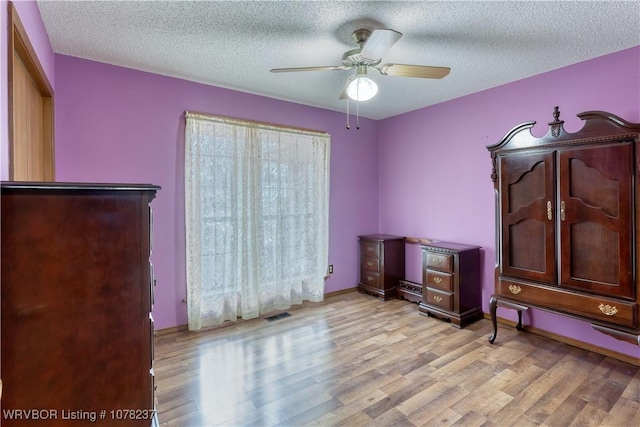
356, 98, 360, 130
346, 97, 350, 130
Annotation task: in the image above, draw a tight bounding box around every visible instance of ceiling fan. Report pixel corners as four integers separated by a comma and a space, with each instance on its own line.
270, 28, 451, 101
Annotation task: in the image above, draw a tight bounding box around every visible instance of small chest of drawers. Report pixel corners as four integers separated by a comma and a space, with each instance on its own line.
419, 241, 482, 328
357, 234, 405, 300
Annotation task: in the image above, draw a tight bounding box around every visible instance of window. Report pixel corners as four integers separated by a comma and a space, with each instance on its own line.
184, 112, 330, 330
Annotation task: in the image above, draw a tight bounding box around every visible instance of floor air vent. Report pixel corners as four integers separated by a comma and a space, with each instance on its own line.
264, 312, 292, 322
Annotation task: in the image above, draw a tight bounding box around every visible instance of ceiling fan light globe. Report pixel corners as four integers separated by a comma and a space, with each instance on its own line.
346, 76, 378, 101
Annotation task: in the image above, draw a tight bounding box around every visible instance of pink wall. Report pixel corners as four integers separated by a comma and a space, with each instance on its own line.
0, 0, 55, 179
3, 0, 639, 359
378, 46, 640, 359
54, 54, 379, 330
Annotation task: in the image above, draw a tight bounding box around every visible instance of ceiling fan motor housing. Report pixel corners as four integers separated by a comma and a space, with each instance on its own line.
342, 49, 381, 67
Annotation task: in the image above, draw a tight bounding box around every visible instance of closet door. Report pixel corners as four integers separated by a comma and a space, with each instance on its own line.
499, 151, 556, 283
558, 143, 634, 298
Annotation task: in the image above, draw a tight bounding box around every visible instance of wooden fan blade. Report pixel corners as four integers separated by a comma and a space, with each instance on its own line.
361, 28, 402, 61
270, 65, 349, 73
379, 64, 451, 79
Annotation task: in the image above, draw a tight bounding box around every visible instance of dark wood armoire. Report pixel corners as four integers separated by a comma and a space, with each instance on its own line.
486, 108, 640, 348
1, 182, 160, 426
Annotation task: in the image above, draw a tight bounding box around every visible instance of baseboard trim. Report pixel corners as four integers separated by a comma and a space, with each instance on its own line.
324, 287, 358, 297
484, 313, 639, 366
155, 324, 188, 336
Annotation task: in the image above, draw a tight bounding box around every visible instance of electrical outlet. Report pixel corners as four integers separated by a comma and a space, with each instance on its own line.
328, 264, 333, 274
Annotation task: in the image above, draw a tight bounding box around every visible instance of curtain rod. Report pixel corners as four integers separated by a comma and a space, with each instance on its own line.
185, 110, 330, 137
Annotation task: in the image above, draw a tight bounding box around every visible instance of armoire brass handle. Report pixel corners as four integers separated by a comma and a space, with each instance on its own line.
547, 201, 552, 220
598, 303, 618, 316
508, 284, 522, 295
560, 201, 566, 221
433, 295, 442, 303
433, 277, 442, 284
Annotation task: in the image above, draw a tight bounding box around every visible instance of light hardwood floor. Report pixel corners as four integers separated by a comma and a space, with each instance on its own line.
154, 291, 640, 426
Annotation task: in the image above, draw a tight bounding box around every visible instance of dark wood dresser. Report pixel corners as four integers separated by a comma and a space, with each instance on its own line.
1, 182, 160, 426
418, 242, 482, 327
487, 108, 640, 347
357, 234, 405, 300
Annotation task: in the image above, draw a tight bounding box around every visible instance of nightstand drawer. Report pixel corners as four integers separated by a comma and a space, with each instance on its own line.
426, 252, 453, 272
362, 256, 380, 272
362, 241, 381, 258
426, 270, 453, 292
361, 270, 381, 288
426, 288, 453, 311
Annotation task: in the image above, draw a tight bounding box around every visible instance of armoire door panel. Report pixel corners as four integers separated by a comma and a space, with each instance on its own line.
504, 157, 547, 212
500, 152, 556, 282
559, 144, 634, 298
508, 219, 547, 273
568, 158, 620, 216
570, 222, 620, 285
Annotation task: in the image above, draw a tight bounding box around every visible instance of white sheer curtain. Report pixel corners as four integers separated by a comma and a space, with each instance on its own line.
184, 112, 330, 330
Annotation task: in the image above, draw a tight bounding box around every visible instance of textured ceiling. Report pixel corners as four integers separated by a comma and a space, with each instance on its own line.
37, 1, 640, 120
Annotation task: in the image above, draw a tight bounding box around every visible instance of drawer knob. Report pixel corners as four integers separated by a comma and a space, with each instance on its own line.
433, 277, 442, 284
367, 247, 373, 252
598, 303, 618, 316
433, 295, 442, 303
367, 276, 373, 282
434, 259, 442, 265
367, 261, 373, 267
508, 284, 522, 295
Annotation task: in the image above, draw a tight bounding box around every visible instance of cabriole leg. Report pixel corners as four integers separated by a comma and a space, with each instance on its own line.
516, 309, 523, 331
488, 294, 498, 344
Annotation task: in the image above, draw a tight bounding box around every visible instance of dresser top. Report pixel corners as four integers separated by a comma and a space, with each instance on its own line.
1, 181, 161, 192
422, 241, 481, 252
358, 234, 404, 241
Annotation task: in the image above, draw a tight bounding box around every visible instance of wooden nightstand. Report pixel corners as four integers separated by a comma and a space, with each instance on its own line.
419, 241, 482, 327
357, 234, 405, 300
